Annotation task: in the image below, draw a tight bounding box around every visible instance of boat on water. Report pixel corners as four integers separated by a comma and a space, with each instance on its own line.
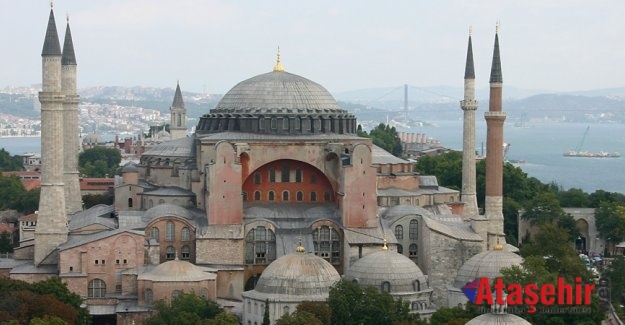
563, 126, 621, 158
563, 150, 621, 158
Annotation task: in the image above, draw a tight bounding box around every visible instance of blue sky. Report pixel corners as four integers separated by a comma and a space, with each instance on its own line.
1, 1, 624, 94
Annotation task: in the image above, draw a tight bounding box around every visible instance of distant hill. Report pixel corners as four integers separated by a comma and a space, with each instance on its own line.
1, 85, 624, 123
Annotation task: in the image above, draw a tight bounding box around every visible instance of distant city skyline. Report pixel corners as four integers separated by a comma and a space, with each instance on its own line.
1, 1, 624, 94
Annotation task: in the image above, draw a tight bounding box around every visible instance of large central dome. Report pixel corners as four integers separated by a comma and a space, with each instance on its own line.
196, 70, 357, 135
215, 71, 342, 114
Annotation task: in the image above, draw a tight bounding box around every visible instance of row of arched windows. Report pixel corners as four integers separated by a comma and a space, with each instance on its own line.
396, 244, 418, 258
395, 220, 418, 241
150, 223, 191, 242
243, 190, 331, 202
88, 279, 106, 298
245, 226, 276, 264
165, 245, 191, 260
313, 226, 341, 264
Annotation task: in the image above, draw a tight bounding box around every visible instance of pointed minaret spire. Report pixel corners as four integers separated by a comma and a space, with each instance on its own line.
464, 29, 475, 80
489, 23, 503, 84
273, 46, 284, 72
61, 17, 77, 65
460, 29, 479, 218
172, 81, 185, 108
169, 82, 187, 140
42, 9, 62, 56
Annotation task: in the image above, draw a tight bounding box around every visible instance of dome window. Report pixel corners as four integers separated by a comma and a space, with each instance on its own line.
381, 281, 391, 293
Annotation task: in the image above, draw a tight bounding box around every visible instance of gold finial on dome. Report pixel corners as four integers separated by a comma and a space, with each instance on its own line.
273, 46, 284, 72
494, 238, 504, 251
382, 236, 388, 251
296, 238, 305, 253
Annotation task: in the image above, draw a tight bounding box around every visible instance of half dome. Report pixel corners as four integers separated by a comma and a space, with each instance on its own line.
196, 70, 357, 135
138, 259, 215, 282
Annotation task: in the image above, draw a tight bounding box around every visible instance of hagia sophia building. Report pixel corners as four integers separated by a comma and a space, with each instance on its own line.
2, 6, 532, 325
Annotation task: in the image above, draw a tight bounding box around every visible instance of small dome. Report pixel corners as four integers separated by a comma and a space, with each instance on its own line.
454, 250, 523, 288
121, 163, 139, 173
466, 313, 531, 325
344, 250, 428, 293
138, 259, 215, 282
82, 133, 103, 144
142, 204, 195, 223
254, 252, 340, 296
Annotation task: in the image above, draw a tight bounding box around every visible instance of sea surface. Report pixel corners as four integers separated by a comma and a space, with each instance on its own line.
1, 121, 624, 194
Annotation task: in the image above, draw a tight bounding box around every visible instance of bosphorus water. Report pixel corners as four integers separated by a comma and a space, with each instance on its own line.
0, 121, 623, 194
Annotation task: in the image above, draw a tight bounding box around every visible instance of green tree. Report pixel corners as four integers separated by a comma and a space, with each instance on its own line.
82, 193, 114, 209
146, 292, 222, 325
359, 123, 403, 157
327, 280, 414, 325
428, 306, 475, 325
17, 188, 40, 214
595, 202, 625, 254
0, 232, 13, 254
203, 312, 238, 325
0, 148, 23, 171
415, 151, 463, 190
520, 224, 591, 283
557, 188, 590, 207
0, 174, 26, 210
276, 310, 322, 325
262, 299, 270, 325
521, 192, 578, 240
295, 301, 331, 325
604, 256, 625, 310
29, 316, 69, 325
589, 190, 625, 207
78, 147, 121, 177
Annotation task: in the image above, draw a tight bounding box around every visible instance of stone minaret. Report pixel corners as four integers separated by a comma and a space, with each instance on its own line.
35, 7, 68, 265
62, 18, 82, 215
484, 26, 506, 245
169, 82, 187, 139
460, 31, 479, 217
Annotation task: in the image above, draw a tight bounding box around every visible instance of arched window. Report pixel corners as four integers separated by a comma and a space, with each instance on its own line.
313, 226, 341, 264
409, 219, 418, 240
269, 168, 276, 183
282, 191, 289, 201
150, 227, 159, 242
158, 198, 165, 204
200, 288, 209, 300
381, 281, 391, 293
245, 226, 277, 264
310, 192, 317, 202
172, 290, 182, 301
295, 168, 303, 182
149, 199, 154, 208
268, 191, 275, 201
181, 227, 190, 241
145, 288, 153, 304
397, 244, 403, 254
324, 191, 331, 202
128, 198, 133, 208
311, 174, 317, 184
88, 279, 106, 298
412, 301, 419, 311
413, 280, 421, 291
181, 245, 191, 260
395, 225, 404, 240
283, 306, 290, 316
166, 246, 175, 260
254, 191, 261, 201
409, 243, 418, 258
166, 222, 175, 241
254, 172, 261, 184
